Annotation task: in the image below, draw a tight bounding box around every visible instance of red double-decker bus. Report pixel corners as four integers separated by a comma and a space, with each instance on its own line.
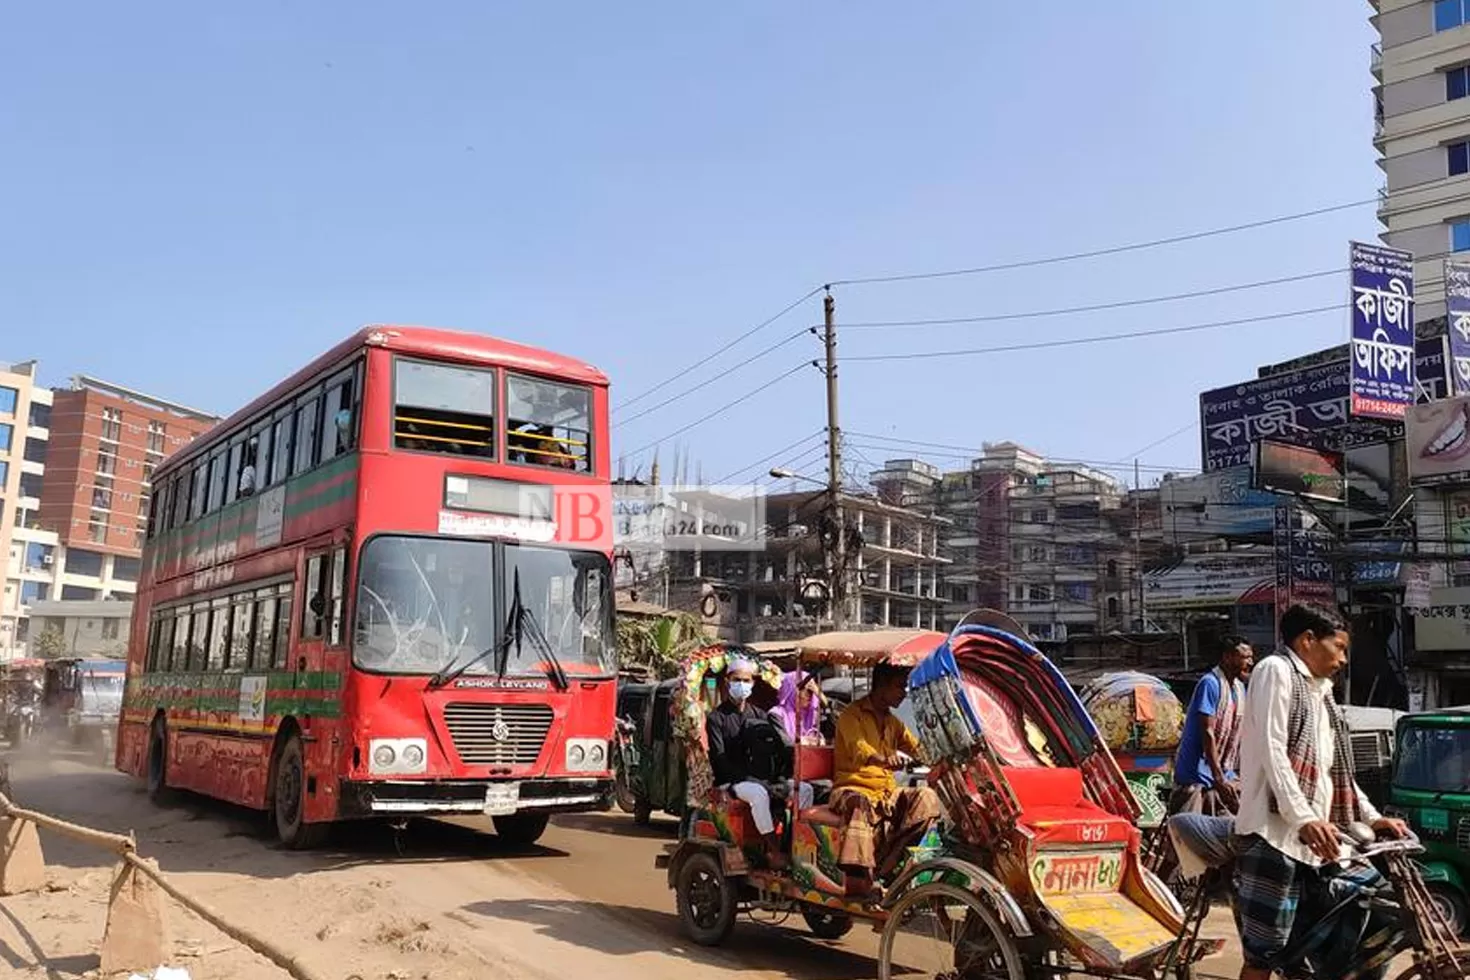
118, 325, 616, 847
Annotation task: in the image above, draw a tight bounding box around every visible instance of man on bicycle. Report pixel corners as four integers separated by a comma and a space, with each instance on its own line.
1168, 633, 1252, 818
1233, 603, 1408, 980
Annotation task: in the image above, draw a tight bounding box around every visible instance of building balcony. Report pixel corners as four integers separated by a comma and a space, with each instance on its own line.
1370, 42, 1382, 80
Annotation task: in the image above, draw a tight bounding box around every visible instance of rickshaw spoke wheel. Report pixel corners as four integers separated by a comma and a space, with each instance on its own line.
879, 883, 1025, 980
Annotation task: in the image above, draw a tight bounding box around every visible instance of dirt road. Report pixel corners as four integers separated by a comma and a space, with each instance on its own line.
0, 749, 1353, 980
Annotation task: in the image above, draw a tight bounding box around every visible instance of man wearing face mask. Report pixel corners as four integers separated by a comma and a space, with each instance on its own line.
705, 657, 800, 870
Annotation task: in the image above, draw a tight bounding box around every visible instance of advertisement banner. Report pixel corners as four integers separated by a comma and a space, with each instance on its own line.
1447, 258, 1470, 397
1349, 241, 1416, 419
1142, 552, 1274, 611
1253, 440, 1347, 503
1411, 586, 1470, 651
1198, 340, 1444, 472
1405, 393, 1470, 485
1158, 467, 1278, 540
1289, 517, 1335, 604
1273, 506, 1292, 617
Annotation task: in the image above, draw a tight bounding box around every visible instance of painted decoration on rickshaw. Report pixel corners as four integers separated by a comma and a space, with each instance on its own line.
1079, 672, 1183, 754
790, 821, 847, 896
961, 675, 1037, 768
1122, 771, 1169, 828
1029, 848, 1125, 895
1041, 892, 1178, 968
909, 672, 982, 761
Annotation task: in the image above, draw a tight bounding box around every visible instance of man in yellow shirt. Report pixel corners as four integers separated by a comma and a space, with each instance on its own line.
830, 662, 943, 896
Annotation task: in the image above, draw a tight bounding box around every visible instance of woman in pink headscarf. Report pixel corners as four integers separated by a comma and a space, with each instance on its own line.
769, 671, 824, 745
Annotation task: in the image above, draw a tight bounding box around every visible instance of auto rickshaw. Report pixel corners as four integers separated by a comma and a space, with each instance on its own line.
656, 615, 1223, 979
617, 677, 688, 825
1, 659, 44, 744
1389, 706, 1470, 937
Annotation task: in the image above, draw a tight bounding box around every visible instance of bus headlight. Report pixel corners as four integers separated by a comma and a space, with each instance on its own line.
400, 742, 427, 772
371, 743, 397, 771
368, 738, 429, 775
564, 738, 607, 773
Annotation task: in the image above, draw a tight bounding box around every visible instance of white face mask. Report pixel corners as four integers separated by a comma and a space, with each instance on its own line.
728, 679, 754, 702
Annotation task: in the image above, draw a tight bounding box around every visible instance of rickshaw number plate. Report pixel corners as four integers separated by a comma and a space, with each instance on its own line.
1419, 807, 1450, 833
484, 783, 520, 816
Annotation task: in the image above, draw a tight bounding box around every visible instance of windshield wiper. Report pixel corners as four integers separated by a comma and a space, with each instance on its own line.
427, 593, 520, 689
516, 599, 570, 692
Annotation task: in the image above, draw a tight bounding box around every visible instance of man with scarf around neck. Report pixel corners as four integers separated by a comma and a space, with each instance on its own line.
1233, 603, 1409, 980
1168, 634, 1253, 818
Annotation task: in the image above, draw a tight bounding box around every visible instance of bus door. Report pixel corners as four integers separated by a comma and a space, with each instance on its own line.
298, 536, 350, 727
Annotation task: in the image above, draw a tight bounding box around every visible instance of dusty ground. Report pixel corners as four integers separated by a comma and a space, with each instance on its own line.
0, 741, 1423, 980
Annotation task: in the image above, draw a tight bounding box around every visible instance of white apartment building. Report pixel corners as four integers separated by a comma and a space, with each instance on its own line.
0, 363, 141, 661
1374, 0, 1470, 320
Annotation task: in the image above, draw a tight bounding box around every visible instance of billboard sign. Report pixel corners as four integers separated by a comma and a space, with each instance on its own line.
1199, 339, 1446, 472
1158, 467, 1277, 539
1349, 241, 1416, 419
1406, 393, 1470, 486
1142, 552, 1274, 611
1447, 258, 1470, 397
1253, 439, 1347, 504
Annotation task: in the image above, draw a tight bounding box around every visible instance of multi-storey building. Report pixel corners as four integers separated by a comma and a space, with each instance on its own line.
930, 443, 1140, 641
0, 369, 216, 660
38, 375, 216, 583
0, 361, 53, 659
1373, 0, 1470, 321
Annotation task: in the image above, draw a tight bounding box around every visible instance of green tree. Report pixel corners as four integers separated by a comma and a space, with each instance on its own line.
615, 611, 710, 679
32, 624, 66, 659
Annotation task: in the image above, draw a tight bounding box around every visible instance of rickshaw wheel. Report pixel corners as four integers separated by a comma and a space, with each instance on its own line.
676, 851, 738, 946
878, 882, 1025, 980
1425, 883, 1468, 938
802, 909, 854, 940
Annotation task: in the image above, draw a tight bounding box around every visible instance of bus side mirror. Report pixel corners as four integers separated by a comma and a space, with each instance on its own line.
310, 593, 326, 616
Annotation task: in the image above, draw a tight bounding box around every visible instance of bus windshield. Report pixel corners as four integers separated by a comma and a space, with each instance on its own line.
1395, 723, 1470, 794
353, 535, 614, 678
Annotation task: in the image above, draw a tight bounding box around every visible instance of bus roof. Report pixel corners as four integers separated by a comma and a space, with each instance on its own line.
159, 324, 609, 479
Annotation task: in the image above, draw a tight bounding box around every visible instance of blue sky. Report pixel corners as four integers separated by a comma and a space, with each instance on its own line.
0, 2, 1380, 488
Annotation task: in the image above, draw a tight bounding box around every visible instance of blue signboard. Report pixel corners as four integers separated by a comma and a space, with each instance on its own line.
1446, 258, 1470, 397
1349, 241, 1416, 419
1198, 339, 1446, 472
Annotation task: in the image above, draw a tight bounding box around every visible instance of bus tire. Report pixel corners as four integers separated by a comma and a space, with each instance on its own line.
493, 812, 550, 846
146, 719, 174, 804
273, 734, 327, 850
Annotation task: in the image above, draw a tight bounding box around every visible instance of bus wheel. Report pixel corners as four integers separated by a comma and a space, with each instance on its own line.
273, 734, 327, 850
146, 720, 173, 803
493, 812, 550, 846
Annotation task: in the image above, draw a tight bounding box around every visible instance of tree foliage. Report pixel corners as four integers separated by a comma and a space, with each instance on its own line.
615, 611, 710, 679
32, 624, 66, 659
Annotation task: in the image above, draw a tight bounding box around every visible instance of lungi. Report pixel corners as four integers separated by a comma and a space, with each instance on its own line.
1233, 833, 1403, 980
829, 785, 943, 877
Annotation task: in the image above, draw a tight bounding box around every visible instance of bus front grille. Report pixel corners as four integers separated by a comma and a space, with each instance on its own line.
442, 703, 554, 767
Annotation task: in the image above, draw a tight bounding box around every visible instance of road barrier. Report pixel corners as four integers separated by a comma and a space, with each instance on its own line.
0, 784, 330, 980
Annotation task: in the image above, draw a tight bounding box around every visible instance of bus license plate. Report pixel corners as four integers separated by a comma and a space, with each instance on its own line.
483, 783, 520, 816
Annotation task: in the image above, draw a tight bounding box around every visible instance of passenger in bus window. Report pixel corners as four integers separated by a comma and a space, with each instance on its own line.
334, 408, 353, 455
238, 439, 258, 498
511, 424, 573, 469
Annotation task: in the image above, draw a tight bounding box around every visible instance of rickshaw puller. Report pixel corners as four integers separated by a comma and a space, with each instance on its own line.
1234, 604, 1408, 980
830, 663, 942, 899
705, 657, 808, 870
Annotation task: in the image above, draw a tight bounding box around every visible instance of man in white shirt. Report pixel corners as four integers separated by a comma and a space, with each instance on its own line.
1233, 603, 1408, 980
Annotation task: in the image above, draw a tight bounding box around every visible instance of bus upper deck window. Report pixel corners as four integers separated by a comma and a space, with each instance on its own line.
506, 374, 592, 473
393, 359, 495, 458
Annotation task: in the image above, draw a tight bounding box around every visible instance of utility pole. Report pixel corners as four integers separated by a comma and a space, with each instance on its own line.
1134, 458, 1145, 631
823, 288, 847, 630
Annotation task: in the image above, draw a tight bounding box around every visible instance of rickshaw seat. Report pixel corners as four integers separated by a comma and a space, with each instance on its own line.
1001, 765, 1134, 847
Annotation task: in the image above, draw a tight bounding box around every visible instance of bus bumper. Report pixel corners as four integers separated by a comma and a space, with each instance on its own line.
337, 778, 613, 819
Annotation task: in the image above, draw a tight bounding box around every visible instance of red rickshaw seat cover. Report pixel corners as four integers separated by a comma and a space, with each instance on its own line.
1001, 766, 1134, 846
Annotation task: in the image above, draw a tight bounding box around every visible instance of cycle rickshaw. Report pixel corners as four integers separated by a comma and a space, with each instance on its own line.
656, 616, 1225, 979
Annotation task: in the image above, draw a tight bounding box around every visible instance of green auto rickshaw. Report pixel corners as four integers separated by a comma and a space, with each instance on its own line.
1389, 707, 1470, 936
